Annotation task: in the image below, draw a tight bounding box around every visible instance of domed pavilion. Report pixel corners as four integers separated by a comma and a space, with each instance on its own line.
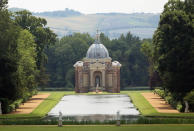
74, 31, 121, 93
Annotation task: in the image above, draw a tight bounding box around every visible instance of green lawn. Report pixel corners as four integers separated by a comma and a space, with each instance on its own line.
31, 91, 75, 117
0, 125, 194, 131
121, 91, 158, 115
121, 91, 194, 118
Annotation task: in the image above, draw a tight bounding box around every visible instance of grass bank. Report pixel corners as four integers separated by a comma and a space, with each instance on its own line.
0, 125, 194, 131
0, 91, 75, 119
122, 91, 194, 118
122, 91, 158, 115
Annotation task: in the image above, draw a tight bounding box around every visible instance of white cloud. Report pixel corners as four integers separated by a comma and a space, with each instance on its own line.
8, 0, 169, 14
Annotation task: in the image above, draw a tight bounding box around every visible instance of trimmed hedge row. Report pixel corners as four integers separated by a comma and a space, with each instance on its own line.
0, 98, 24, 114
153, 89, 183, 112
122, 86, 150, 91
1, 117, 194, 125
38, 87, 150, 91
0, 90, 37, 114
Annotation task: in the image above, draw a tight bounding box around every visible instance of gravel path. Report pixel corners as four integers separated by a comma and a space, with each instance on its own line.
142, 92, 179, 113
11, 93, 50, 114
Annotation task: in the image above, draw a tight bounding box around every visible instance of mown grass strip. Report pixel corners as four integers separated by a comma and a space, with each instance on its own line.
122, 91, 158, 115
0, 125, 194, 131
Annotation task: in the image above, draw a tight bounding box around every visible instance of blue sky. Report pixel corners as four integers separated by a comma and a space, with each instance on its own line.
9, 0, 169, 14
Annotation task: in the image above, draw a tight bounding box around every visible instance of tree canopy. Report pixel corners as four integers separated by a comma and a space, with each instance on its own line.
14, 10, 57, 87
0, 6, 21, 100
152, 0, 194, 99
0, 0, 8, 10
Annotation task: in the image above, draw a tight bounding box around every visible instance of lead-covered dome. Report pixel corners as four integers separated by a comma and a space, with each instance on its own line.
86, 40, 109, 59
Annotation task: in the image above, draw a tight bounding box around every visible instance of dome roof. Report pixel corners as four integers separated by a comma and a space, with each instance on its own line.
86, 40, 109, 59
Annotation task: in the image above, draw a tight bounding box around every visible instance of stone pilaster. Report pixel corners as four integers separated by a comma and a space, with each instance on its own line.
102, 70, 105, 87
75, 69, 79, 93
117, 68, 120, 93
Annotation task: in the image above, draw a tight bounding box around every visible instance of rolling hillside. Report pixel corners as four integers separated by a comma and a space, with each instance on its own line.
9, 8, 160, 39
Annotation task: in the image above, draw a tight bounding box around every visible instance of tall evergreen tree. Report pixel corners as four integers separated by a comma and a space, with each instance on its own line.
0, 1, 21, 100
153, 0, 194, 99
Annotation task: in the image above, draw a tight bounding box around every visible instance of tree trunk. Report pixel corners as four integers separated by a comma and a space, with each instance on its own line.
184, 101, 189, 113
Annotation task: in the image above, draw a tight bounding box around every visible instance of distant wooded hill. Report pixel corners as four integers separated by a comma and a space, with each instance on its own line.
9, 8, 160, 39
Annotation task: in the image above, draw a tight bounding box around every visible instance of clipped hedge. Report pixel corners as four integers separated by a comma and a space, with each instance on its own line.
154, 89, 183, 112
1, 117, 194, 125
0, 98, 11, 114
153, 89, 165, 98
122, 86, 150, 91
0, 98, 23, 113
0, 90, 37, 114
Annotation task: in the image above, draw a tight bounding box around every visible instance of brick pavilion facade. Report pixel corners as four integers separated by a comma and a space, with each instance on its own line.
74, 32, 121, 93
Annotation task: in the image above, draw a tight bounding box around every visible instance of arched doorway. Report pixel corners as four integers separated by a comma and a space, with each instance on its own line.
93, 71, 102, 87
95, 75, 100, 87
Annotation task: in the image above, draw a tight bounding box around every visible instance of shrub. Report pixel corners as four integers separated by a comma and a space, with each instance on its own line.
154, 89, 165, 98
154, 89, 183, 112
0, 98, 11, 114
164, 96, 170, 103
8, 103, 15, 112
0, 97, 27, 114
176, 102, 183, 112
13, 99, 23, 109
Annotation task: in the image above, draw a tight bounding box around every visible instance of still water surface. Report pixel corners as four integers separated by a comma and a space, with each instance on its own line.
48, 94, 139, 121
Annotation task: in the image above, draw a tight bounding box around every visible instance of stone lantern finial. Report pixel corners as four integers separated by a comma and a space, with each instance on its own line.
96, 29, 100, 43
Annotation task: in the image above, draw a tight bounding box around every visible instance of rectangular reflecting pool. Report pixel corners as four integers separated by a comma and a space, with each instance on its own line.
47, 94, 140, 121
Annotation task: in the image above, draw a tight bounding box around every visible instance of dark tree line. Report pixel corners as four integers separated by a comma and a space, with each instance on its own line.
0, 0, 56, 113
101, 33, 149, 87
46, 33, 92, 88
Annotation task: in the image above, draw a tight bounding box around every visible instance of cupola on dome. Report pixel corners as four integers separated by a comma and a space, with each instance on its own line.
86, 32, 109, 59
